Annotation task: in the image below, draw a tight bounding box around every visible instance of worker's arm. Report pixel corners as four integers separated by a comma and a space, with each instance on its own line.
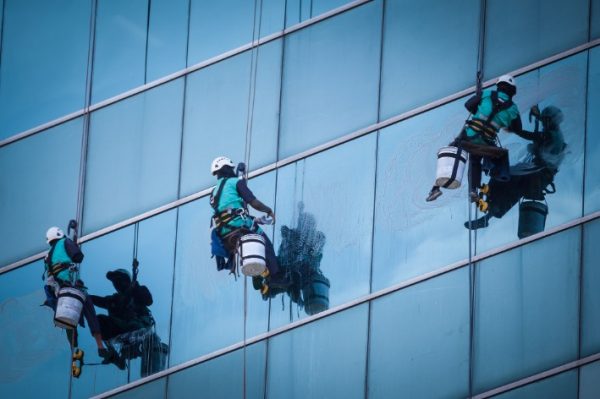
90, 294, 110, 309
508, 115, 545, 142
236, 179, 276, 221
464, 94, 481, 114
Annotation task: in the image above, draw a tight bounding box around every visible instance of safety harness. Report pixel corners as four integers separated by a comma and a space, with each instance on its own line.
210, 178, 249, 230
464, 91, 513, 144
43, 241, 73, 280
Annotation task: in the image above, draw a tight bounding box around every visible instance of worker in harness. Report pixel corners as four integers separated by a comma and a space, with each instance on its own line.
209, 156, 286, 295
42, 226, 112, 361
426, 75, 522, 204
465, 105, 566, 230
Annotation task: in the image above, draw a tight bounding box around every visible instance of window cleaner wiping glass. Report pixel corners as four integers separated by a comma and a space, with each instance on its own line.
42, 221, 113, 377
426, 75, 523, 211
464, 105, 566, 237
209, 156, 289, 295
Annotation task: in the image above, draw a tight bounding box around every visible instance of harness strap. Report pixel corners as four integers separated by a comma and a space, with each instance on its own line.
465, 91, 513, 144
210, 178, 229, 212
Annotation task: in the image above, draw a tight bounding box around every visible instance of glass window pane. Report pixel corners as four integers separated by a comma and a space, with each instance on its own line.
270, 135, 375, 329
278, 0, 382, 158
582, 218, 600, 356
0, 119, 83, 266
311, 0, 353, 16
580, 360, 600, 399
179, 41, 281, 197
593, 0, 600, 39
92, 0, 148, 104
258, 0, 285, 38
0, 0, 90, 139
473, 228, 580, 394
72, 211, 175, 397
484, 0, 589, 79
380, 0, 480, 119
169, 173, 275, 366
83, 79, 184, 234
266, 304, 368, 399
146, 0, 189, 82
0, 261, 71, 399
112, 378, 166, 399
372, 99, 469, 291
187, 0, 255, 66
492, 370, 577, 399
475, 53, 587, 254
585, 47, 600, 214
285, 0, 352, 27
167, 342, 266, 399
368, 268, 469, 399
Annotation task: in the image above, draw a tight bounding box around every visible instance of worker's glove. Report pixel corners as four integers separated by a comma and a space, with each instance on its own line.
529, 105, 541, 122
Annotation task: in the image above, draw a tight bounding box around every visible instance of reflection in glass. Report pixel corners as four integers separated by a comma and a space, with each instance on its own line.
72, 211, 175, 397
90, 261, 168, 378
476, 53, 586, 254
466, 105, 567, 238
271, 135, 375, 328
585, 47, 600, 214
274, 202, 330, 316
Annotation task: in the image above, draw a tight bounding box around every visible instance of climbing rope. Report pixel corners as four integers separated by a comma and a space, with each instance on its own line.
242, 1, 264, 396
468, 1, 487, 396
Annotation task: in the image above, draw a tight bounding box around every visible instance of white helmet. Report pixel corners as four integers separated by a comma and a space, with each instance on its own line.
46, 227, 65, 244
497, 74, 516, 88
211, 156, 235, 175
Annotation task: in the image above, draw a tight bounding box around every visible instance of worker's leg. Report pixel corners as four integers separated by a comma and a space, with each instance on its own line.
468, 154, 483, 195
81, 295, 108, 354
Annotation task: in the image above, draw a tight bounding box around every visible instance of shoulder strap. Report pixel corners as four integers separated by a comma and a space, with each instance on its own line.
486, 91, 513, 123
210, 178, 229, 212
45, 243, 57, 267
42, 243, 57, 280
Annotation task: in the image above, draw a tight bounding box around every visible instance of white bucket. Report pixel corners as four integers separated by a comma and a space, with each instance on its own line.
435, 146, 468, 189
239, 234, 267, 276
54, 287, 85, 329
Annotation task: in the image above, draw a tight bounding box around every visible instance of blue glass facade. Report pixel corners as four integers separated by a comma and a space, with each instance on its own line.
1, 1, 600, 398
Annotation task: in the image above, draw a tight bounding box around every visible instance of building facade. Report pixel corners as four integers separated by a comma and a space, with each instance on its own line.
1, 0, 600, 398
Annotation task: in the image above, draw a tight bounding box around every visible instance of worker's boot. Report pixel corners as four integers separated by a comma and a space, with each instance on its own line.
464, 214, 491, 230
426, 186, 442, 202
